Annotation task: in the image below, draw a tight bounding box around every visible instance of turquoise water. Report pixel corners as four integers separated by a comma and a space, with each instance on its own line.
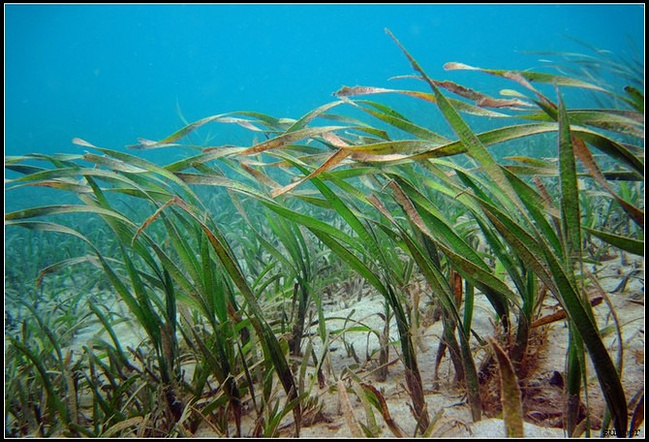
5, 4, 644, 160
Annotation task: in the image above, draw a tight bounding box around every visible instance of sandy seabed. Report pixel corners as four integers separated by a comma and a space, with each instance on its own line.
70, 253, 644, 438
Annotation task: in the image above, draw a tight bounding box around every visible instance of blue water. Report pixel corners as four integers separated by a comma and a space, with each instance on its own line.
4, 4, 644, 160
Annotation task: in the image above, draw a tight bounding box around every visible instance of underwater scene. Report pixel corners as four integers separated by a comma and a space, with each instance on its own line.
4, 4, 644, 438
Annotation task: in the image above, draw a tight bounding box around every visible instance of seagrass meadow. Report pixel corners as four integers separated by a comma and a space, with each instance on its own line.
4, 29, 644, 438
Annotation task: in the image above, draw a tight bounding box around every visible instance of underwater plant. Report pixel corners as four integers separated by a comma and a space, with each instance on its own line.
5, 30, 643, 437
